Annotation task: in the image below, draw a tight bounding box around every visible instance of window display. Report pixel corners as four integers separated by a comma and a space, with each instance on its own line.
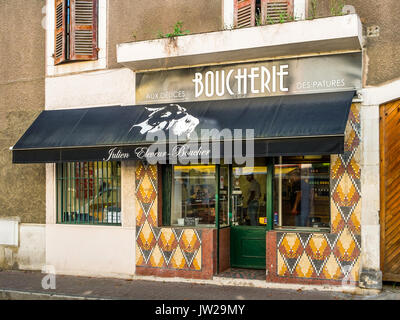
274, 156, 330, 231
56, 161, 121, 225
171, 165, 217, 227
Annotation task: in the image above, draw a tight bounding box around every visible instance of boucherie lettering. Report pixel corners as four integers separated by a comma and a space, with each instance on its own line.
135, 53, 362, 104
192, 65, 289, 98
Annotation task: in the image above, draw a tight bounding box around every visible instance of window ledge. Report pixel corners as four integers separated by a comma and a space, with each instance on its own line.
170, 225, 216, 229
117, 14, 362, 72
272, 227, 331, 234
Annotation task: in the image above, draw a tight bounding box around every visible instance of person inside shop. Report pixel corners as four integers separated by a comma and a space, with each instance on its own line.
201, 186, 211, 205
246, 174, 261, 226
290, 167, 311, 227
190, 185, 203, 203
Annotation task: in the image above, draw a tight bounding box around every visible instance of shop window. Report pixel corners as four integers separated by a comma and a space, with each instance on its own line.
56, 162, 121, 225
273, 156, 330, 231
162, 164, 230, 228
231, 164, 268, 226
54, 0, 98, 65
169, 165, 217, 227
234, 0, 294, 28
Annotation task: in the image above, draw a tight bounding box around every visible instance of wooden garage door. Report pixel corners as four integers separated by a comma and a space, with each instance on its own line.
380, 99, 400, 282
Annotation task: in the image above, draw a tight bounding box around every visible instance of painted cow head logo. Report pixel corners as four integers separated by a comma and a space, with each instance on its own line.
130, 104, 199, 138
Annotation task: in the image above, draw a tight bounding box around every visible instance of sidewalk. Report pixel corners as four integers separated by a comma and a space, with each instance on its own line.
0, 270, 399, 300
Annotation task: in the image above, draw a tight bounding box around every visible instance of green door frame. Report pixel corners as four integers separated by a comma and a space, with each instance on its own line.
216, 164, 220, 273
161, 161, 275, 272
227, 158, 274, 228
228, 158, 275, 269
266, 158, 274, 231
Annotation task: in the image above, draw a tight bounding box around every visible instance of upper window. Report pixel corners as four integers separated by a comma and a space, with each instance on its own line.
54, 0, 98, 65
273, 156, 331, 231
56, 161, 121, 225
234, 0, 294, 28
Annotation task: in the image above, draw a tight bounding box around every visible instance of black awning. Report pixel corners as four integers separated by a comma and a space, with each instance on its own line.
12, 91, 355, 163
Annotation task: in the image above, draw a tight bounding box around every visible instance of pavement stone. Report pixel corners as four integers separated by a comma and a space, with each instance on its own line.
0, 270, 399, 300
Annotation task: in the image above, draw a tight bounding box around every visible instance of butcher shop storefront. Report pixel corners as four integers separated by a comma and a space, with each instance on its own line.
12, 52, 363, 285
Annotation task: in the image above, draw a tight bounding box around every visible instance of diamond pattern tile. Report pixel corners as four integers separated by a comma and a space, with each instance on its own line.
333, 227, 361, 265
275, 104, 361, 283
294, 252, 314, 278
277, 251, 289, 276
149, 245, 165, 268
322, 253, 342, 280
135, 161, 203, 272
279, 234, 303, 259
171, 247, 188, 270
305, 234, 330, 261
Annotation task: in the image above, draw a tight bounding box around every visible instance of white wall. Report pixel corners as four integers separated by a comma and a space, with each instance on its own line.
45, 68, 136, 110
17, 224, 46, 270
294, 0, 306, 20
359, 79, 400, 279
0, 218, 19, 246
223, 0, 234, 29
46, 224, 135, 278
45, 162, 137, 278
0, 220, 45, 271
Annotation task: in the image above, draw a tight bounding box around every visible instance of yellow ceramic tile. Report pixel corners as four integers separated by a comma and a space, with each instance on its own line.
350, 201, 361, 234
138, 174, 156, 202
351, 143, 361, 167
138, 220, 154, 251
149, 245, 165, 268
192, 247, 202, 270
331, 156, 344, 180
309, 234, 328, 258
148, 205, 158, 227
322, 253, 342, 280
295, 252, 314, 278
159, 228, 176, 251
171, 247, 186, 269
149, 164, 158, 181
181, 229, 199, 253
350, 104, 360, 123
336, 227, 357, 259
277, 251, 288, 276
136, 206, 146, 226
281, 233, 301, 258
331, 198, 343, 233
136, 242, 144, 266
350, 257, 360, 282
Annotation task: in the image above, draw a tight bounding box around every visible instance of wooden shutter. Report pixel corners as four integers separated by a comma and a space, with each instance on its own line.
54, 0, 67, 65
261, 0, 294, 24
234, 0, 256, 28
380, 100, 400, 282
70, 0, 98, 61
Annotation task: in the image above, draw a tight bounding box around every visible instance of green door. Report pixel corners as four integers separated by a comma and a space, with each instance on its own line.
230, 164, 269, 269
231, 226, 266, 269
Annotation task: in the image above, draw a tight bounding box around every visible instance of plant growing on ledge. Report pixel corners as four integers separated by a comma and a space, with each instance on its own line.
264, 10, 294, 25
157, 21, 190, 39
330, 0, 346, 16
309, 0, 318, 19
